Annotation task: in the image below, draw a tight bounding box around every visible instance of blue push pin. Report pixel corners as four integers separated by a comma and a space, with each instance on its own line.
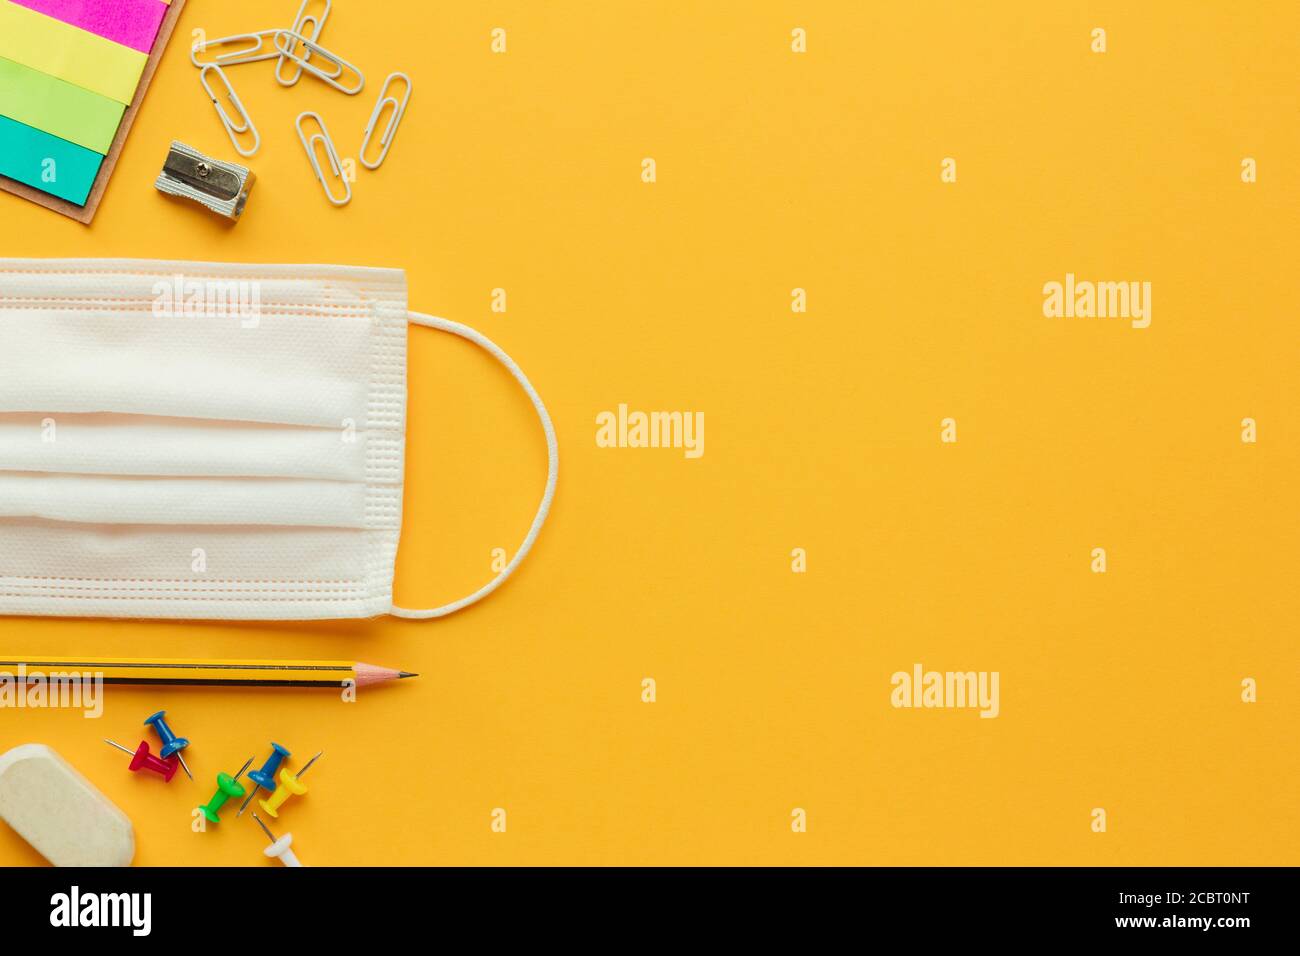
237, 742, 291, 817
143, 711, 192, 781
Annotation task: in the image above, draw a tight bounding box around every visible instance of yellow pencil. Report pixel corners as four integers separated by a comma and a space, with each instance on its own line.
0, 656, 417, 688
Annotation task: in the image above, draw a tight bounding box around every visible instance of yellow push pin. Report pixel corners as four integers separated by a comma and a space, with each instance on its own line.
258, 750, 321, 819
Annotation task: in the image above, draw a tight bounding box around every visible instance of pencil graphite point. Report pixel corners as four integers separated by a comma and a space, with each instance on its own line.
353, 662, 418, 687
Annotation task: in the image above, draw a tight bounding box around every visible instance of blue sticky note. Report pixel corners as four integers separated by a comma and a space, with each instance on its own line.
0, 113, 103, 205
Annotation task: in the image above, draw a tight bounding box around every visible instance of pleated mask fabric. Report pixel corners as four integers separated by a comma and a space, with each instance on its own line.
0, 258, 558, 621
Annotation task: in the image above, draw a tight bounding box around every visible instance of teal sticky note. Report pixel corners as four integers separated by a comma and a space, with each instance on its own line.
0, 114, 102, 205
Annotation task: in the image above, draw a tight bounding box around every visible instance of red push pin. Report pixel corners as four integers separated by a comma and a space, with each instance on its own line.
104, 738, 179, 782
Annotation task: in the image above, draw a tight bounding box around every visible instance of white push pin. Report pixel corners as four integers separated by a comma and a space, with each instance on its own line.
252, 812, 303, 867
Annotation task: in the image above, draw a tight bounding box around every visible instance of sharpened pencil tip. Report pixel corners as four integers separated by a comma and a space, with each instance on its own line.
398, 671, 419, 679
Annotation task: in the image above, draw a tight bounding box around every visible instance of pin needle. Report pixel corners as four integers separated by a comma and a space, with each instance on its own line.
175, 751, 193, 781
252, 812, 276, 843
296, 751, 323, 780
104, 738, 133, 756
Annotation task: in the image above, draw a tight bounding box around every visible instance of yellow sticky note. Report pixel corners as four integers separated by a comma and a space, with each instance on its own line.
0, 1, 147, 106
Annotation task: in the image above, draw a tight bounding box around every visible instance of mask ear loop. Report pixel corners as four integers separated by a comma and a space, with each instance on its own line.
391, 312, 558, 619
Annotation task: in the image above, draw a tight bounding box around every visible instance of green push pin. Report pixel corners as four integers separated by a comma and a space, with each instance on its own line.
198, 756, 253, 824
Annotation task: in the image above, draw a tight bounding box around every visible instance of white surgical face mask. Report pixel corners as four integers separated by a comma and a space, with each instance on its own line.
0, 258, 557, 621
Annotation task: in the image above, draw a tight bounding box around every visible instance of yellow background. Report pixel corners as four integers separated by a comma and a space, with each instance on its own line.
0, 1, 1296, 866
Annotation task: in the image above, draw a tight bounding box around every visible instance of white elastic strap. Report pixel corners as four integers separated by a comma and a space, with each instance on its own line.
391, 312, 558, 619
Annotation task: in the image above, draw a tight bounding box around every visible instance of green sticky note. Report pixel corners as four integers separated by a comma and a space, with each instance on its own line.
0, 114, 102, 204
0, 55, 123, 154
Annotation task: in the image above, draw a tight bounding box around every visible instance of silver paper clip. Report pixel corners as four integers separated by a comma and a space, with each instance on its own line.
154, 141, 255, 220
273, 30, 364, 94
199, 65, 260, 157
276, 0, 332, 87
295, 111, 351, 206
190, 30, 282, 69
360, 72, 412, 170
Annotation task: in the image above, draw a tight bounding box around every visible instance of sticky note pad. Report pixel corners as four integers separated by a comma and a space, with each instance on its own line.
0, 56, 124, 153
0, 0, 148, 105
0, 114, 102, 203
0, 0, 186, 222
9, 0, 169, 55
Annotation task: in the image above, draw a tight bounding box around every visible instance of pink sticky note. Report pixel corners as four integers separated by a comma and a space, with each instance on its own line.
12, 0, 168, 55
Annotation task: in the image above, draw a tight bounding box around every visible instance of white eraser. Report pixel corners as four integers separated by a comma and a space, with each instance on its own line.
0, 743, 134, 866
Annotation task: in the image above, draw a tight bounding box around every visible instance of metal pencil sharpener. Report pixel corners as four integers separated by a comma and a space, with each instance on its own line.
154, 141, 255, 220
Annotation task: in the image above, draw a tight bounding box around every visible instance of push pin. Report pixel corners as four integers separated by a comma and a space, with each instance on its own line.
143, 711, 192, 780
252, 813, 303, 867
259, 750, 322, 819
237, 742, 290, 817
104, 739, 179, 782
198, 757, 253, 824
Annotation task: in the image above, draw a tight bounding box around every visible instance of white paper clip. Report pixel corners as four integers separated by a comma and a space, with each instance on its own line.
295, 111, 351, 206
360, 73, 412, 170
200, 65, 260, 157
276, 0, 332, 87
191, 30, 281, 69
273, 30, 364, 95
